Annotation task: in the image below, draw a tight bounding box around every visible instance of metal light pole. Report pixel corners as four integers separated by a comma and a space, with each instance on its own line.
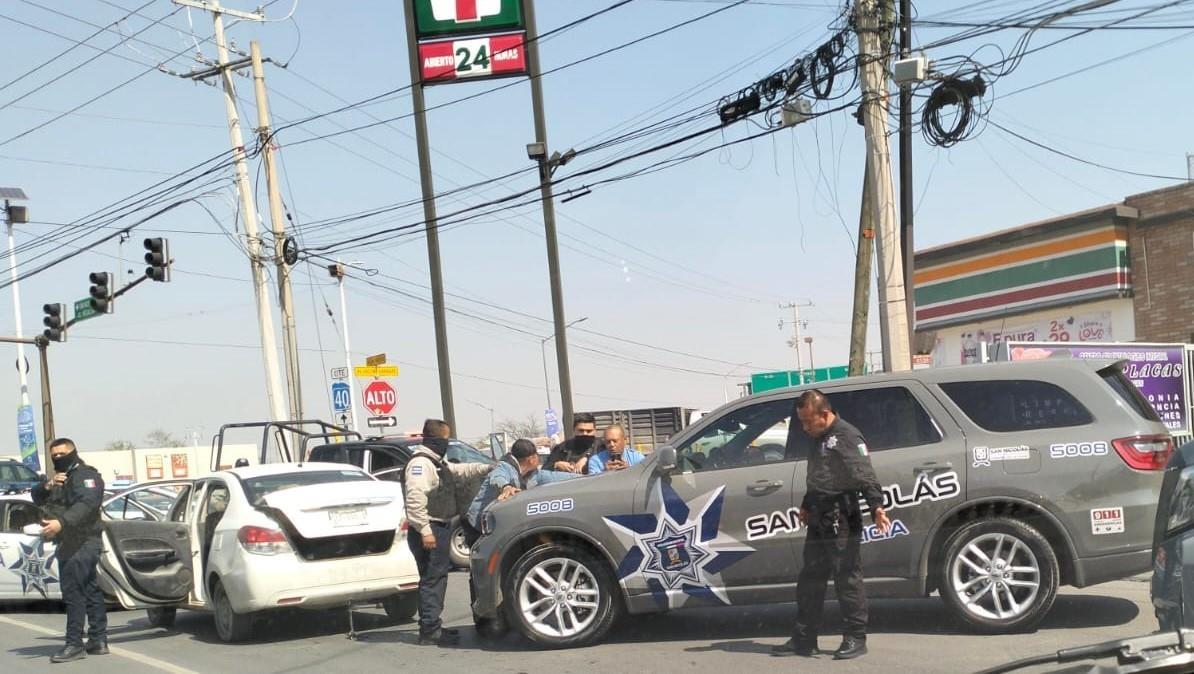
804, 336, 816, 376
470, 400, 496, 435
722, 362, 751, 404
329, 261, 359, 432
540, 316, 588, 413
3, 190, 31, 410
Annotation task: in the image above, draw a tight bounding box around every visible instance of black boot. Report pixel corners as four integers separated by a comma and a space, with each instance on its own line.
50, 645, 86, 663
85, 640, 109, 655
417, 627, 460, 647
771, 636, 818, 657
833, 636, 868, 660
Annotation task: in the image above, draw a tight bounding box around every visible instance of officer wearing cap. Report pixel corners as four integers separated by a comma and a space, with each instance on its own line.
32, 438, 108, 663
773, 390, 890, 660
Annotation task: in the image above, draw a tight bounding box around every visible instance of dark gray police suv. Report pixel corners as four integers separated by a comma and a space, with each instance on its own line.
470, 359, 1173, 647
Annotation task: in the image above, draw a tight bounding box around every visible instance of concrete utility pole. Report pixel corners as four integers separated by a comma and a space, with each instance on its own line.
848, 156, 875, 376
856, 0, 912, 372
250, 41, 303, 422
176, 0, 288, 421
524, 0, 577, 431
400, 0, 456, 432
780, 301, 812, 373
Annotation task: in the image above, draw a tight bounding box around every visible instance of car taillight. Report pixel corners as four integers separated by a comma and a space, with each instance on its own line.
1112, 435, 1174, 471
237, 525, 291, 555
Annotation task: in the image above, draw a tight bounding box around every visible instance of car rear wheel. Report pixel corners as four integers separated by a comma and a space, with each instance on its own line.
505, 542, 619, 648
146, 607, 176, 629
939, 517, 1059, 633
449, 521, 470, 568
212, 579, 254, 643
382, 592, 418, 622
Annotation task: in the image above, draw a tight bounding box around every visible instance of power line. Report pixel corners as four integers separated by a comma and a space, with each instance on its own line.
988, 119, 1187, 180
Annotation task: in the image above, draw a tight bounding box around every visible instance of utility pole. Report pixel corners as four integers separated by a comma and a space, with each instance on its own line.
848, 157, 875, 376
898, 0, 915, 346
176, 0, 288, 420
250, 40, 303, 422
779, 301, 812, 373
330, 262, 358, 432
856, 0, 912, 372
524, 0, 577, 431
400, 0, 456, 432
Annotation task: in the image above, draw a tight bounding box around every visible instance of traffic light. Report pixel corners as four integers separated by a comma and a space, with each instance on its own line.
42, 303, 66, 342
89, 272, 113, 313
143, 237, 170, 282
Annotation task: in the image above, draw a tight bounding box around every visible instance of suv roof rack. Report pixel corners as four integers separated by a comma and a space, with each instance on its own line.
210, 420, 361, 471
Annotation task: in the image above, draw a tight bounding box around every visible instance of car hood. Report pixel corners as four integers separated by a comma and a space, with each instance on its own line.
262, 480, 404, 539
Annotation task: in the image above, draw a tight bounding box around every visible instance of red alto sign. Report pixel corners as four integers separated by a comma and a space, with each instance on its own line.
419, 31, 527, 84
363, 380, 398, 416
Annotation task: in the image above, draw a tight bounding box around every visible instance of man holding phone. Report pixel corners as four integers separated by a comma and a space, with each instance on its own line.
587, 424, 645, 474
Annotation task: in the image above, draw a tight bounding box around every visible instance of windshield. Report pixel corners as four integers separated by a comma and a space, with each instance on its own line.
0, 463, 38, 483
241, 470, 372, 503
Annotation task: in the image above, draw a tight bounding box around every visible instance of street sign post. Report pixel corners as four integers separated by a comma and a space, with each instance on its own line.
366, 353, 387, 367
330, 367, 349, 380
73, 298, 99, 323
331, 382, 351, 414
363, 380, 398, 416
354, 365, 400, 378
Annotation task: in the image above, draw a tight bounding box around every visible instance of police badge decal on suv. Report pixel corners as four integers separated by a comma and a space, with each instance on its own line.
470, 359, 1173, 647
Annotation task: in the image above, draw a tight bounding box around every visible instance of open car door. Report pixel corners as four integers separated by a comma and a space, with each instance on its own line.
98, 482, 195, 609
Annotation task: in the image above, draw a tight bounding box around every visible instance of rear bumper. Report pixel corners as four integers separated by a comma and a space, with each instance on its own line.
1074, 547, 1152, 587
221, 546, 420, 613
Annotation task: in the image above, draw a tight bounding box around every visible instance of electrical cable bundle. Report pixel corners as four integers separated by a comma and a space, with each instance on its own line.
920, 74, 988, 147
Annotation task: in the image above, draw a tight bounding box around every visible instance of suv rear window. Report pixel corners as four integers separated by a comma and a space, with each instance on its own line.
940, 380, 1093, 432
241, 470, 372, 502
1099, 366, 1162, 422
0, 463, 37, 483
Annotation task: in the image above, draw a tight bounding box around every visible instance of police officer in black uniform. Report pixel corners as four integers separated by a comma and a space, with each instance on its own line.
773, 390, 890, 660
32, 438, 108, 663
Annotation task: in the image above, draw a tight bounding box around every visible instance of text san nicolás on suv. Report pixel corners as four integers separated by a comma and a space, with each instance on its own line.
470, 359, 1172, 647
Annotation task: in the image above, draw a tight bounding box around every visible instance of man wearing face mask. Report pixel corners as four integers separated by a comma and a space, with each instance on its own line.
403, 419, 495, 646
31, 438, 108, 663
544, 412, 604, 474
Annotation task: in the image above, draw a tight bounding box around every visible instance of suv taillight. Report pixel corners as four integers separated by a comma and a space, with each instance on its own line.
1112, 435, 1174, 471
237, 525, 292, 555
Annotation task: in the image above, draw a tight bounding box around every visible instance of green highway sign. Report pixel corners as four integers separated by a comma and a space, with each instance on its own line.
73, 298, 99, 323
750, 365, 860, 394
413, 0, 524, 39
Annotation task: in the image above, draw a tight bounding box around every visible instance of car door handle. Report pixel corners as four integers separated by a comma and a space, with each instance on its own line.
746, 480, 784, 496
914, 462, 953, 476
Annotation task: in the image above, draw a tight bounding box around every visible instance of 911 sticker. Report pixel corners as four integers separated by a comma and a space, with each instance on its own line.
1049, 442, 1109, 459
526, 498, 574, 516
1091, 507, 1125, 535
972, 445, 1031, 467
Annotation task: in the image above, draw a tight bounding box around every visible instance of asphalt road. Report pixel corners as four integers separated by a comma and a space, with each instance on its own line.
0, 574, 1156, 673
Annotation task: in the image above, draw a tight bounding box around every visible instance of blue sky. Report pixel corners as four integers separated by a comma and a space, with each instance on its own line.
1, 0, 1191, 451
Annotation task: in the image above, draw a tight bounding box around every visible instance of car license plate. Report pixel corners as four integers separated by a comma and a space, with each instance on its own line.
328, 507, 367, 527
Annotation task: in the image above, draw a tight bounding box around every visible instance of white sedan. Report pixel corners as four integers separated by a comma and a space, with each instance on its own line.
0, 494, 61, 601
98, 462, 420, 642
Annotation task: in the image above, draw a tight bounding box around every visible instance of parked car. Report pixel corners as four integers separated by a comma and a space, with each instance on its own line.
471, 359, 1173, 647
1150, 439, 1194, 630
307, 435, 496, 567
0, 459, 40, 494
97, 463, 420, 642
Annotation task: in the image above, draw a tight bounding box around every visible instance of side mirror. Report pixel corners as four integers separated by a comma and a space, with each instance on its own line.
655, 446, 677, 474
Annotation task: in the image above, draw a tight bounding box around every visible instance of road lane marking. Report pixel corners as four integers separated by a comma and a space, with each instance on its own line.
0, 615, 198, 674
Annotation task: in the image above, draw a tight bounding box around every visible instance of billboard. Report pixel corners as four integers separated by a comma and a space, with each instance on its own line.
1006, 341, 1189, 435
419, 32, 528, 83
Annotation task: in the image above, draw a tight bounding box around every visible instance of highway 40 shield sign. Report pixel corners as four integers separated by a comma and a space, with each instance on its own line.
413, 0, 524, 39
420, 32, 527, 84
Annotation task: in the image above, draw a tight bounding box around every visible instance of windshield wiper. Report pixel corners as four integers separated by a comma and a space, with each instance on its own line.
976, 629, 1194, 674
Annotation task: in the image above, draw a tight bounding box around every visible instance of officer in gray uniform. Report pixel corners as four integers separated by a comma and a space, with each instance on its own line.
403, 419, 493, 646
774, 390, 891, 660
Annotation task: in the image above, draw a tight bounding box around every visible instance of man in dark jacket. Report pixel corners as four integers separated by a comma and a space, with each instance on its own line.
544, 412, 604, 474
773, 391, 891, 661
32, 438, 108, 663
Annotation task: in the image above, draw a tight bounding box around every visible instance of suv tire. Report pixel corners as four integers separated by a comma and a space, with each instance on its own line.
939, 517, 1059, 633
504, 542, 619, 648
449, 518, 470, 569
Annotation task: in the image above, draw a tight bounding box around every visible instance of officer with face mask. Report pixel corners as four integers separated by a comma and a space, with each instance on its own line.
31, 438, 108, 663
403, 419, 495, 646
